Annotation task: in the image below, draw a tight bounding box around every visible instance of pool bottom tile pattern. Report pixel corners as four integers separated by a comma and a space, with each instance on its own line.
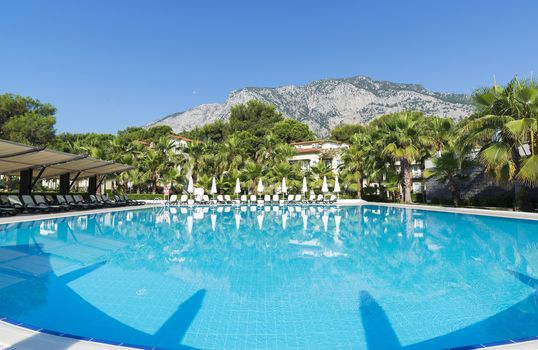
0, 205, 537, 349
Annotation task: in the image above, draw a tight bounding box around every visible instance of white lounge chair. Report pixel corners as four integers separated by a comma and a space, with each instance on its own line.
286, 194, 294, 204
294, 194, 302, 204
272, 194, 280, 205
249, 195, 257, 205
217, 194, 226, 204
308, 192, 316, 204
264, 195, 271, 203
169, 194, 178, 205
240, 195, 248, 204
325, 194, 337, 204
193, 194, 203, 205
316, 194, 324, 204
224, 195, 233, 204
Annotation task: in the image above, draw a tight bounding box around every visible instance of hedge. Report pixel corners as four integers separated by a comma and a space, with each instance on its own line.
126, 193, 165, 200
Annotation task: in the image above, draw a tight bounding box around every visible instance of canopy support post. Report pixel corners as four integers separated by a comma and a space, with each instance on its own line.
59, 173, 70, 195
19, 169, 33, 195
88, 175, 97, 195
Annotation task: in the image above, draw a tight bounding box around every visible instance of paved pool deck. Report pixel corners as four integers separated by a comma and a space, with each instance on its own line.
0, 201, 537, 349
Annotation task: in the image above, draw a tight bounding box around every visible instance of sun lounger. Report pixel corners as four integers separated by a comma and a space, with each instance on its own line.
249, 195, 257, 205
78, 195, 100, 208
178, 194, 188, 205
1, 195, 23, 214
316, 194, 324, 204
286, 194, 294, 204
95, 194, 117, 207
272, 194, 280, 205
0, 206, 17, 216
56, 195, 78, 210
74, 195, 101, 209
325, 194, 337, 204
88, 195, 107, 208
33, 195, 65, 211
224, 195, 233, 204
294, 194, 302, 204
122, 194, 144, 205
65, 195, 91, 209
240, 195, 248, 204
20, 195, 50, 213
264, 195, 271, 204
112, 195, 129, 206
217, 194, 226, 204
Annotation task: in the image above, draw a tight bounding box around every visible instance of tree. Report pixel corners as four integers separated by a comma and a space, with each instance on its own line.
138, 137, 185, 193
0, 93, 55, 128
374, 111, 432, 203
186, 120, 229, 142
427, 117, 455, 157
341, 132, 371, 199
2, 114, 56, 145
459, 77, 538, 210
330, 124, 365, 143
271, 119, 315, 143
229, 100, 283, 136
425, 147, 475, 206
0, 93, 57, 145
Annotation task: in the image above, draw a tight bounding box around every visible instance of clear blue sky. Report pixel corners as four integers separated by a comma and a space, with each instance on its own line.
1, 0, 537, 134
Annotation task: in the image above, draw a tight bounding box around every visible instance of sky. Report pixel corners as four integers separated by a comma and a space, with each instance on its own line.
1, 0, 537, 134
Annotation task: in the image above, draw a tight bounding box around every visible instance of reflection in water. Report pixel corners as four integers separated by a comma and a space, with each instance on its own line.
0, 205, 537, 349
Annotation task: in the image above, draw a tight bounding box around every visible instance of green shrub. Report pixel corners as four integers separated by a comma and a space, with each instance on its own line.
126, 193, 163, 200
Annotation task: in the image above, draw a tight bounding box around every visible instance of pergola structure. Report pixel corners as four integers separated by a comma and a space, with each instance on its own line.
0, 139, 134, 195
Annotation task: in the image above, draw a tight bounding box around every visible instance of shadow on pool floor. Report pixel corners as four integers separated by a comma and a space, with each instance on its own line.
0, 245, 203, 350
359, 271, 538, 350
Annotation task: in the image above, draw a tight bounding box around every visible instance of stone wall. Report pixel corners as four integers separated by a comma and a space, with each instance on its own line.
424, 168, 538, 209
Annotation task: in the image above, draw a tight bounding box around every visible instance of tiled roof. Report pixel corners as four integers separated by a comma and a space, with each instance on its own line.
290, 139, 344, 145
172, 135, 193, 142
296, 147, 321, 154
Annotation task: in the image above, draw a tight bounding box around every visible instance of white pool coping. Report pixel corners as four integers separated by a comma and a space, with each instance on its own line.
0, 204, 160, 225
0, 322, 140, 350
1, 201, 537, 349
364, 202, 538, 221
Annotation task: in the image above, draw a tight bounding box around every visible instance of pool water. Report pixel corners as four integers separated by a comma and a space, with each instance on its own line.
0, 205, 537, 350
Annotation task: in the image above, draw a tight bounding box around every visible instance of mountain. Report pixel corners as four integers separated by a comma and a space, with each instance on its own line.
148, 76, 474, 136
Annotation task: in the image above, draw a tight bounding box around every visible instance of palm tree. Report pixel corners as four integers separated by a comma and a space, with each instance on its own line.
341, 132, 372, 199
459, 77, 538, 210
428, 117, 455, 157
255, 133, 278, 163
310, 161, 333, 192
373, 111, 432, 203
138, 137, 185, 194
424, 147, 475, 207
241, 160, 265, 193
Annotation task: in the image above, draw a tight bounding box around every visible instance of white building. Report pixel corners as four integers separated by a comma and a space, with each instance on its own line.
288, 140, 348, 172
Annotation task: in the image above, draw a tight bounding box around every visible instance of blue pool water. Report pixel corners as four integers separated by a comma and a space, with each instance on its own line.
0, 205, 537, 350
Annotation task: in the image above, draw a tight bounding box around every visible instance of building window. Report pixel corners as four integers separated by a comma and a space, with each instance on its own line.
412, 165, 422, 178
323, 159, 332, 169
412, 182, 423, 193
301, 161, 310, 172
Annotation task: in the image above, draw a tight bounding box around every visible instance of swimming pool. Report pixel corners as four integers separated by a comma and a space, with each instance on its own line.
0, 205, 537, 349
